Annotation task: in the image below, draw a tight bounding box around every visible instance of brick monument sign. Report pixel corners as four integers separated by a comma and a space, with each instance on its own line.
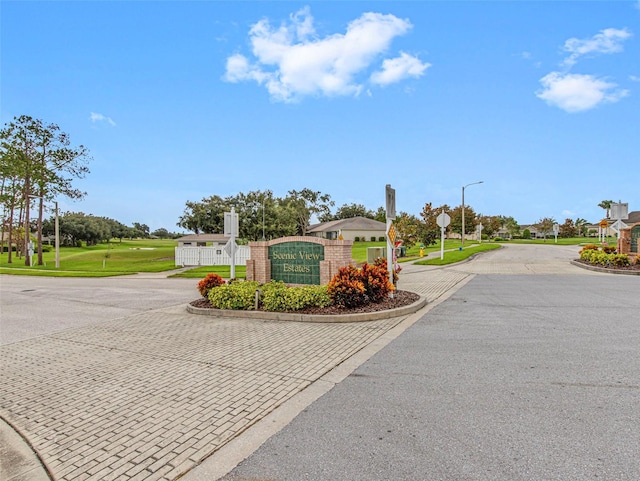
618, 223, 640, 256
245, 236, 354, 285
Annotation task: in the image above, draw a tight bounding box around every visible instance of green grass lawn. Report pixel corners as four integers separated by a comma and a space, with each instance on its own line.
1, 239, 177, 275
414, 242, 502, 266
1, 236, 606, 278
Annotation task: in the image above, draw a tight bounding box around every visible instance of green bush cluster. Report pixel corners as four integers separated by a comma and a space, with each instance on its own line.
200, 259, 395, 311
580, 248, 630, 267
208, 281, 260, 310
261, 281, 331, 312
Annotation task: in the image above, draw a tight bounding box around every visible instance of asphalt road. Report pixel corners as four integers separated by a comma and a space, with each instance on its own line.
221, 262, 640, 480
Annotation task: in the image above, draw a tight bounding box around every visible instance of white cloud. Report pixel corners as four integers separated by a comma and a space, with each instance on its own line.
536, 72, 628, 113
630, 75, 640, 82
562, 28, 632, 67
370, 52, 431, 86
223, 8, 430, 102
90, 112, 116, 126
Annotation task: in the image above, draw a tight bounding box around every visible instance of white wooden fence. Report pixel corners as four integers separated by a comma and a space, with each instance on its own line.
175, 246, 251, 267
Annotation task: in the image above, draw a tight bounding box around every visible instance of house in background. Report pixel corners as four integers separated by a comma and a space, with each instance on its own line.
307, 217, 386, 242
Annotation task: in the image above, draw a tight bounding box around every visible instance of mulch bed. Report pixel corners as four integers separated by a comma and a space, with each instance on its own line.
574, 259, 640, 272
189, 289, 421, 315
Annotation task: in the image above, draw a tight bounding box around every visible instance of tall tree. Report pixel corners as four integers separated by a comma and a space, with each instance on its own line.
504, 217, 520, 237
285, 189, 333, 236
332, 203, 374, 221
574, 218, 588, 237
598, 200, 613, 219
535, 217, 557, 241
394, 212, 421, 247
419, 202, 450, 246
559, 218, 577, 238
449, 205, 477, 239
373, 206, 386, 223
1, 115, 90, 265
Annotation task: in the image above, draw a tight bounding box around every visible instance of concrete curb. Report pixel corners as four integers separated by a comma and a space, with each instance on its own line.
186, 294, 428, 323
570, 259, 640, 276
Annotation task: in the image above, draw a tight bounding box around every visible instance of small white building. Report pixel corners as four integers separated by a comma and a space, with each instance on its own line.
174, 234, 250, 266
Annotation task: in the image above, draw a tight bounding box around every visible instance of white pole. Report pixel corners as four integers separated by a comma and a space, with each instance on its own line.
440, 209, 445, 260
55, 201, 60, 268
230, 207, 236, 280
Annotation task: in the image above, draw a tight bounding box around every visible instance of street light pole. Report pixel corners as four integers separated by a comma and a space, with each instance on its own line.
54, 201, 60, 268
461, 181, 483, 248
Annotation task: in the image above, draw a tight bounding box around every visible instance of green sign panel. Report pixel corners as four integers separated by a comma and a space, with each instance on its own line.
269, 241, 324, 285
631, 225, 640, 254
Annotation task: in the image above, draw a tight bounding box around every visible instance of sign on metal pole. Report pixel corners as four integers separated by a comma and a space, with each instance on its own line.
385, 185, 396, 297
610, 202, 628, 221
436, 211, 450, 260
224, 209, 239, 237
385, 184, 396, 220
224, 208, 239, 278
553, 223, 559, 243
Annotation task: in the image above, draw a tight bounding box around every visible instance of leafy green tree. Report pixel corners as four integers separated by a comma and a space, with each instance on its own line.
1, 115, 90, 265
419, 202, 450, 247
559, 218, 577, 238
394, 212, 421, 248
285, 189, 334, 236
503, 216, 520, 238
535, 217, 557, 241
333, 203, 374, 220
477, 215, 502, 238
132, 222, 150, 238
373, 206, 386, 223
449, 205, 477, 238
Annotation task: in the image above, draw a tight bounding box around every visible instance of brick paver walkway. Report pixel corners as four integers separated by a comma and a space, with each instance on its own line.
0, 262, 474, 481
0, 307, 416, 481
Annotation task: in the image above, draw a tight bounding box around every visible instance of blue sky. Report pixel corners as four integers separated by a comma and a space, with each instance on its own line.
2, 1, 639, 232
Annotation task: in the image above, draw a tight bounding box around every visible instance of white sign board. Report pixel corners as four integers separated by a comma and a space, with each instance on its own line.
610, 202, 628, 220
224, 210, 239, 237
385, 184, 396, 220
436, 212, 451, 228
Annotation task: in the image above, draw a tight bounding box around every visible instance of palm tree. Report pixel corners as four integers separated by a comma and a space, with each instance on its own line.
575, 218, 588, 237
598, 200, 613, 219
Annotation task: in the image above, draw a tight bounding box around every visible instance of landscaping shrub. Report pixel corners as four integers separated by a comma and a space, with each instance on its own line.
354, 236, 360, 242
328, 261, 395, 308
602, 245, 617, 254
360, 261, 394, 302
208, 281, 260, 310
327, 265, 367, 308
197, 273, 226, 297
609, 254, 630, 267
523, 229, 531, 239
493, 237, 504, 242
374, 257, 399, 284
261, 281, 331, 311
379, 236, 386, 242
371, 236, 376, 242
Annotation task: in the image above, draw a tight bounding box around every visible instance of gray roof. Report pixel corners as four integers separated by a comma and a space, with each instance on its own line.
176, 234, 227, 242
308, 216, 386, 233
